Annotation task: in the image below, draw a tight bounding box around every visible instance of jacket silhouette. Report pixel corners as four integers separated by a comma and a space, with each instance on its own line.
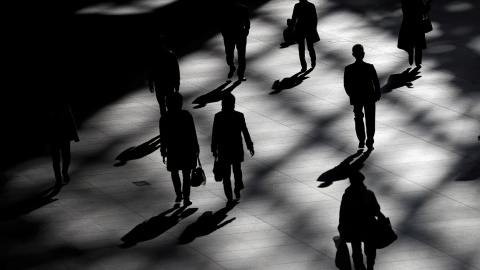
344, 62, 381, 105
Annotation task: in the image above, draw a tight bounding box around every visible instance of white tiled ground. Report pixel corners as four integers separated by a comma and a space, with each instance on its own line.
1, 0, 479, 269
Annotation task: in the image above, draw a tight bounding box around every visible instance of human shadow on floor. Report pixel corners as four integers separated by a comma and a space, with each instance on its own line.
178, 204, 236, 244
120, 205, 198, 248
317, 150, 371, 188
455, 160, 480, 181
270, 69, 313, 94
381, 67, 421, 93
192, 80, 242, 108
114, 135, 161, 166
1, 186, 60, 220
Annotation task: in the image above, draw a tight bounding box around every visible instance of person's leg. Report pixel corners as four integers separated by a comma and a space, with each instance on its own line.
171, 170, 182, 202
364, 103, 376, 150
353, 105, 366, 148
364, 239, 377, 270
223, 33, 235, 67
232, 162, 244, 199
60, 140, 71, 182
181, 169, 192, 205
306, 40, 316, 67
297, 38, 307, 70
236, 34, 247, 79
351, 241, 366, 270
222, 162, 233, 202
49, 142, 62, 186
415, 45, 422, 66
154, 82, 167, 115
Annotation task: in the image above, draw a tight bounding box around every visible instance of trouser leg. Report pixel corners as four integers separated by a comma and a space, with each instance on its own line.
351, 241, 366, 270
232, 162, 244, 191
353, 105, 366, 145
154, 82, 167, 115
171, 171, 182, 196
307, 40, 316, 64
223, 33, 235, 67
222, 163, 233, 201
364, 239, 376, 269
415, 45, 422, 65
181, 169, 191, 200
236, 35, 247, 77
49, 142, 62, 185
297, 38, 307, 69
60, 140, 71, 173
364, 103, 376, 148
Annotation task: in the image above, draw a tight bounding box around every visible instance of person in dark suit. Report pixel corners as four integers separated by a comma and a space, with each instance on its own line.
338, 171, 381, 270
160, 92, 199, 206
220, 0, 250, 81
148, 35, 180, 115
292, 0, 320, 71
211, 93, 254, 206
397, 0, 431, 67
344, 44, 381, 151
46, 101, 79, 188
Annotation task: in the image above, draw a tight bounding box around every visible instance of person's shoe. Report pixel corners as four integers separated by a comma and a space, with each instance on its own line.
415, 62, 422, 68
228, 65, 236, 79
366, 145, 374, 152
175, 194, 183, 203
311, 61, 316, 68
408, 51, 413, 65
238, 75, 246, 81
226, 199, 235, 207
183, 199, 193, 206
234, 189, 241, 200
301, 65, 307, 72
358, 141, 365, 149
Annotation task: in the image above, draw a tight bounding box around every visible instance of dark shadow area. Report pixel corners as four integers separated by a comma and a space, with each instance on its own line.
192, 80, 242, 108
270, 69, 313, 94
455, 159, 480, 181
120, 205, 198, 248
0, 186, 61, 221
381, 67, 422, 93
114, 135, 161, 166
317, 150, 371, 188
178, 204, 236, 244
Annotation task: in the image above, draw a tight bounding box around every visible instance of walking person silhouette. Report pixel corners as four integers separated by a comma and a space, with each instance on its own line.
148, 35, 180, 115
46, 100, 79, 189
397, 0, 431, 67
291, 0, 320, 71
344, 44, 381, 151
160, 92, 199, 206
338, 171, 382, 270
211, 93, 254, 206
220, 0, 250, 81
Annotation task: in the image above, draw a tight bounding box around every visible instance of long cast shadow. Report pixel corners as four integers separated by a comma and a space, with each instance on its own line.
120, 205, 198, 248
270, 69, 313, 94
1, 186, 61, 221
178, 204, 237, 244
317, 150, 371, 188
381, 67, 422, 93
192, 80, 242, 108
114, 135, 161, 166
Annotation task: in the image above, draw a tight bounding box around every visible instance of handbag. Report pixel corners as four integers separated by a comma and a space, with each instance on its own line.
374, 213, 398, 249
191, 157, 206, 187
423, 14, 433, 33
213, 158, 222, 182
333, 236, 352, 270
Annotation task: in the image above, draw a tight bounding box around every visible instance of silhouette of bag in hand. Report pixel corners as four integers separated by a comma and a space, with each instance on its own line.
213, 158, 222, 182
334, 236, 352, 270
374, 214, 398, 249
191, 157, 206, 187
423, 14, 433, 33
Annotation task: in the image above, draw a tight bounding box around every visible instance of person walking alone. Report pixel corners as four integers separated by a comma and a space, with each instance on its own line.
291, 0, 320, 71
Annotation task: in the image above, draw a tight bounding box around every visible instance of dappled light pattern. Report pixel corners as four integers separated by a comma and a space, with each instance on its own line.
1, 0, 479, 269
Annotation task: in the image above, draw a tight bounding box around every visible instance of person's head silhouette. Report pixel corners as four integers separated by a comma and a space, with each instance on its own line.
349, 170, 366, 189
167, 92, 183, 112
352, 44, 365, 61
221, 92, 235, 112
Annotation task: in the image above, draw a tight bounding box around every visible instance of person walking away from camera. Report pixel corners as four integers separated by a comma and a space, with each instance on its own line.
148, 35, 180, 115
338, 171, 381, 270
211, 93, 254, 206
344, 44, 381, 151
160, 92, 199, 206
292, 0, 320, 71
220, 0, 250, 81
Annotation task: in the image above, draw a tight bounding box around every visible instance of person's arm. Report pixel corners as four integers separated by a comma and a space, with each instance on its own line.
292, 5, 298, 31
211, 114, 219, 157
173, 53, 180, 91
241, 114, 254, 156
371, 65, 381, 101
243, 5, 250, 35
160, 116, 167, 163
343, 67, 351, 97
189, 113, 199, 156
